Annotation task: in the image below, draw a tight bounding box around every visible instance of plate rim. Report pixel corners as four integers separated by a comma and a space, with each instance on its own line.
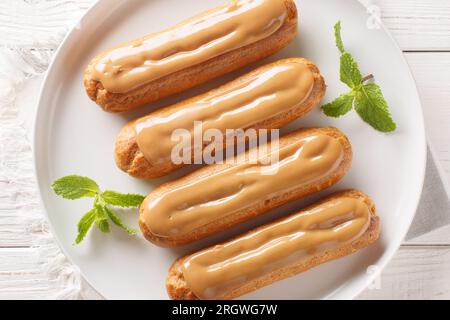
338, 0, 428, 299
32, 0, 427, 300
333, 0, 427, 299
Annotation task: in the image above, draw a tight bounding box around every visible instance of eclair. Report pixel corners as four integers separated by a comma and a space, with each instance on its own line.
84, 0, 298, 112
115, 58, 326, 179
139, 127, 353, 247
166, 189, 380, 300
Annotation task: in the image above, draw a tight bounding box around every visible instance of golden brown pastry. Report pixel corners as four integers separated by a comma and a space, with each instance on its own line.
84, 0, 298, 112
115, 58, 326, 179
166, 189, 380, 300
139, 127, 353, 247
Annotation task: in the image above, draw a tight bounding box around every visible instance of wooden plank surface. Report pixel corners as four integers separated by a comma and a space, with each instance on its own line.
376, 0, 450, 51
0, 0, 450, 299
358, 246, 450, 300
0, 0, 93, 48
1, 0, 450, 51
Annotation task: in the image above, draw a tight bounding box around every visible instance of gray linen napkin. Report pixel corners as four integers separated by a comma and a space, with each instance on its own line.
406, 145, 450, 241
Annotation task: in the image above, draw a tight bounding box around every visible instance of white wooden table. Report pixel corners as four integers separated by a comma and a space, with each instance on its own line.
0, 0, 450, 300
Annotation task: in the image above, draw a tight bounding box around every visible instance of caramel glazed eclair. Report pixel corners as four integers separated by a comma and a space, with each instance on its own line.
84, 0, 299, 112
115, 58, 326, 179
139, 127, 353, 247
167, 190, 380, 300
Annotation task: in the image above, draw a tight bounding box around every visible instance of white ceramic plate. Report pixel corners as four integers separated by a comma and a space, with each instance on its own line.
34, 0, 426, 300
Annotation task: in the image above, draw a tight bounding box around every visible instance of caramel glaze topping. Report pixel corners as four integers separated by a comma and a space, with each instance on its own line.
182, 196, 370, 299
140, 134, 345, 239
135, 59, 314, 166
91, 0, 288, 93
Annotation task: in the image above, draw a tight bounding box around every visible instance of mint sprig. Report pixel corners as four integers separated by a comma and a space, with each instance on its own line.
322, 21, 397, 133
52, 175, 144, 244
51, 175, 99, 199
101, 190, 145, 208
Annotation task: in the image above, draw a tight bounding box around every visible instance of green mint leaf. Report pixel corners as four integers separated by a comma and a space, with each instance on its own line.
322, 92, 354, 117
334, 21, 346, 54
52, 175, 99, 200
101, 190, 145, 208
340, 52, 362, 88
104, 206, 137, 236
75, 209, 97, 244
94, 202, 111, 233
96, 218, 110, 233
53, 175, 143, 243
324, 21, 396, 133
354, 83, 397, 132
